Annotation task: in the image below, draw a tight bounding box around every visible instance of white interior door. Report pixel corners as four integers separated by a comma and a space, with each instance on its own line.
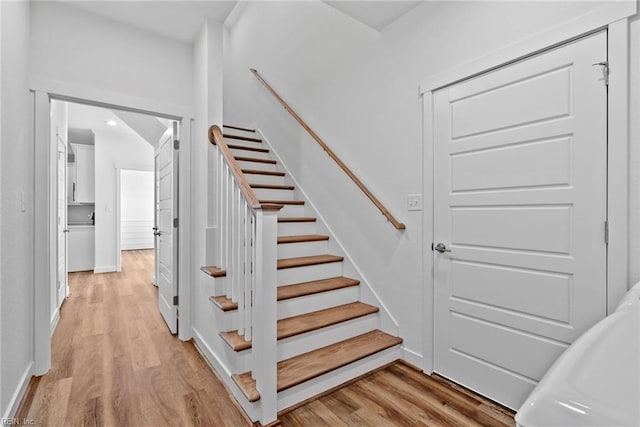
433, 31, 608, 409
156, 122, 179, 333
154, 154, 160, 286
57, 136, 68, 306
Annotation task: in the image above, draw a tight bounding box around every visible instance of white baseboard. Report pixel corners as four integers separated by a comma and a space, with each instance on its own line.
192, 327, 231, 377
2, 362, 34, 420
93, 266, 116, 274
50, 309, 60, 336
401, 346, 424, 370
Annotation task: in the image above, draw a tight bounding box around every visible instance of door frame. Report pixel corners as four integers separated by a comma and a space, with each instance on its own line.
115, 168, 156, 272
420, 4, 635, 374
33, 91, 193, 375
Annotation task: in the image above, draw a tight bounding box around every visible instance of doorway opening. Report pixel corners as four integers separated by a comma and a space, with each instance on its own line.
41, 95, 184, 373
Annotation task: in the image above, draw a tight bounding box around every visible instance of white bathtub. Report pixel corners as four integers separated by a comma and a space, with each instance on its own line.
516, 283, 640, 427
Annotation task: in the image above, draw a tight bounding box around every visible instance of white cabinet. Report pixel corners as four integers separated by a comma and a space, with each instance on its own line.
68, 143, 95, 203
68, 226, 94, 272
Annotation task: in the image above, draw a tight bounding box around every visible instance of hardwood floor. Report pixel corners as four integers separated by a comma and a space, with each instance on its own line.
16, 250, 248, 427
279, 363, 515, 427
17, 249, 515, 427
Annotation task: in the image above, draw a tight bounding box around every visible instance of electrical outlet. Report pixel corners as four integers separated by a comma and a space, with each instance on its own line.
407, 194, 422, 211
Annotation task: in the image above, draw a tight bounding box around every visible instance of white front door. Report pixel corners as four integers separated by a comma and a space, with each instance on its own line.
433, 31, 607, 409
156, 122, 179, 334
57, 136, 68, 305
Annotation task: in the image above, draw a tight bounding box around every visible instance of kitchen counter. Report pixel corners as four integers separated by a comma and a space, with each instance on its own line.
68, 225, 95, 272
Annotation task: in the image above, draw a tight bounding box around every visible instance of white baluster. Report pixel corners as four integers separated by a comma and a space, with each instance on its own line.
237, 188, 245, 336
217, 151, 224, 269
244, 205, 253, 342
253, 209, 279, 424
225, 168, 233, 298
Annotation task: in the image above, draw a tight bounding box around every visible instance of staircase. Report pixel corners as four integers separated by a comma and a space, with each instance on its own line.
201, 125, 402, 424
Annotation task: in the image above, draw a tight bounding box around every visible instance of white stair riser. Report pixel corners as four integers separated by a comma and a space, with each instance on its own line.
210, 305, 238, 331
277, 286, 360, 319
229, 147, 271, 160
277, 240, 328, 259
277, 262, 343, 286
277, 205, 306, 217
276, 345, 402, 411
226, 314, 377, 367
277, 221, 317, 236
253, 188, 295, 200
236, 160, 277, 172
245, 174, 286, 186
277, 315, 378, 361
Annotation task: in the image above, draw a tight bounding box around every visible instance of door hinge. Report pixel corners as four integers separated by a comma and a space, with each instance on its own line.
173, 295, 179, 306
593, 61, 609, 86
173, 218, 179, 228
604, 220, 609, 245
174, 139, 180, 150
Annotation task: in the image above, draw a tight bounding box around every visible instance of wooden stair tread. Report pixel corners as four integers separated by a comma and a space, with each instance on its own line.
227, 143, 269, 153
234, 156, 276, 164
209, 296, 237, 312
233, 330, 403, 400
277, 276, 360, 301
277, 254, 343, 269
231, 373, 260, 402
221, 302, 378, 351
250, 183, 295, 190
279, 302, 379, 340
242, 169, 285, 177
200, 266, 226, 278
277, 330, 401, 391
220, 331, 252, 351
223, 124, 255, 133
278, 234, 329, 244
260, 199, 304, 206
277, 216, 316, 223
223, 133, 262, 142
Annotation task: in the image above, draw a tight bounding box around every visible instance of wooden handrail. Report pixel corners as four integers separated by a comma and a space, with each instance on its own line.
250, 69, 406, 230
209, 125, 283, 212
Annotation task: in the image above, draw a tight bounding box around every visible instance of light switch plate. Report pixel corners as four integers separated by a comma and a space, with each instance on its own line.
407, 194, 422, 211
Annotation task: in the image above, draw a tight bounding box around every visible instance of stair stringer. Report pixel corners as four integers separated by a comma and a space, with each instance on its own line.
255, 127, 400, 339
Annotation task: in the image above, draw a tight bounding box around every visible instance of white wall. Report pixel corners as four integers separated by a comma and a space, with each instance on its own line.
121, 169, 154, 250
94, 131, 154, 272
223, 1, 639, 363
1, 0, 34, 417
191, 17, 233, 374
30, 1, 193, 116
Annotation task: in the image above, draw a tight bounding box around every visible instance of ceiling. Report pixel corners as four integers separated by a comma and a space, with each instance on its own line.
66, 102, 168, 148
60, 1, 422, 43
60, 0, 238, 43
323, 1, 423, 31
67, 102, 138, 137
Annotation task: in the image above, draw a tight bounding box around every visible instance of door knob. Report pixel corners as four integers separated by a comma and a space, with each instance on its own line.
63, 228, 69, 233
434, 243, 451, 253
153, 231, 161, 236
152, 226, 158, 231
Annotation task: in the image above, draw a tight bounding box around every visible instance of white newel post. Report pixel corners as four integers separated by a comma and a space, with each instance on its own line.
253, 208, 279, 424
